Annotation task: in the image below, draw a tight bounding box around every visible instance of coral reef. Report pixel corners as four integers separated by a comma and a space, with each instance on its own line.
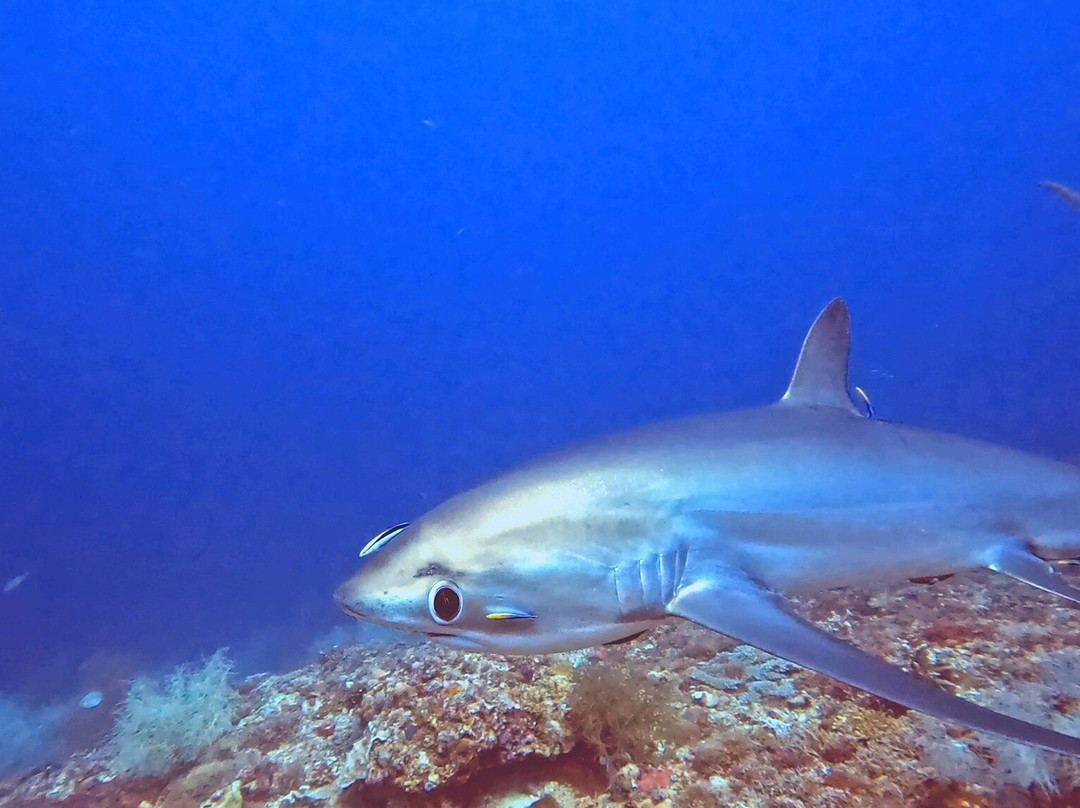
3, 571, 1080, 807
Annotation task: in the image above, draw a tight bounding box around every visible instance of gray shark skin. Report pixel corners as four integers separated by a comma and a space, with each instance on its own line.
335, 299, 1080, 755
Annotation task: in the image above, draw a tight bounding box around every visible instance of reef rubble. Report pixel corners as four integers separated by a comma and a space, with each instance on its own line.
4, 572, 1080, 808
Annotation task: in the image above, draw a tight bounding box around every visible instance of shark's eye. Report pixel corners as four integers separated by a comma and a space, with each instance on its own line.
428, 580, 462, 624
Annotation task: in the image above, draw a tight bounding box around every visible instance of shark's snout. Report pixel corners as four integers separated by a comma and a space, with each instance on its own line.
333, 579, 365, 619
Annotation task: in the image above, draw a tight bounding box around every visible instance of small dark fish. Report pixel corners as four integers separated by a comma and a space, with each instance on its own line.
3, 571, 29, 594
1040, 180, 1080, 214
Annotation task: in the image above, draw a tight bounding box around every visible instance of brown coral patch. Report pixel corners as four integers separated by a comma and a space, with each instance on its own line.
566, 659, 692, 767
823, 767, 869, 793
690, 729, 756, 773
336, 746, 607, 808
923, 621, 988, 647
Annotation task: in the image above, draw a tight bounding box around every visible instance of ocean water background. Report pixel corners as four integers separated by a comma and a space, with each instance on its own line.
1, 0, 1078, 709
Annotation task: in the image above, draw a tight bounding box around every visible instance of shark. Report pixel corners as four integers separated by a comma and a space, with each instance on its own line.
335, 299, 1080, 755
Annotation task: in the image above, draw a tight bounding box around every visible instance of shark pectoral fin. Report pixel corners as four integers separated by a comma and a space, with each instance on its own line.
987, 544, 1080, 606
668, 569, 1080, 755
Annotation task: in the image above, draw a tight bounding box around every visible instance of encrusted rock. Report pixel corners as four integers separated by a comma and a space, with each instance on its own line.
4, 574, 1080, 807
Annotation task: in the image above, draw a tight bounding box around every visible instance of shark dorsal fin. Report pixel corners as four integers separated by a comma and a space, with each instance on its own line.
780, 298, 859, 414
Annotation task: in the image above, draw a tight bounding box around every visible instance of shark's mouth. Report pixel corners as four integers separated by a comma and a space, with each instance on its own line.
425, 632, 484, 650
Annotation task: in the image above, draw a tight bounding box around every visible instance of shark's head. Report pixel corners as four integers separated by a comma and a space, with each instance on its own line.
334, 478, 663, 654
333, 518, 492, 651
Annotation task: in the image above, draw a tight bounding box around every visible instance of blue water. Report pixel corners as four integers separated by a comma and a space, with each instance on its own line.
1, 0, 1078, 704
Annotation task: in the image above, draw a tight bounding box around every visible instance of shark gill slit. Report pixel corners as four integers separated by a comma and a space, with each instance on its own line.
615, 546, 688, 619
